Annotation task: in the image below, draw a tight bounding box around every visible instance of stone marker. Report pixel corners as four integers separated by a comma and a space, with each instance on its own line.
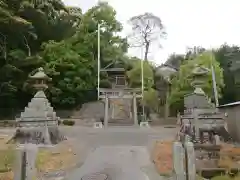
25, 144, 38, 180
185, 142, 196, 180
14, 147, 24, 180
173, 142, 185, 180
14, 144, 38, 180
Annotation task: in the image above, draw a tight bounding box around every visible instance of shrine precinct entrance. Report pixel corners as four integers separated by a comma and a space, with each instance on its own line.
99, 88, 142, 127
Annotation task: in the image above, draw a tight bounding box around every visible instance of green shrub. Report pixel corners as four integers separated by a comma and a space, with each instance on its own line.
62, 120, 75, 126
100, 79, 112, 88
211, 175, 232, 180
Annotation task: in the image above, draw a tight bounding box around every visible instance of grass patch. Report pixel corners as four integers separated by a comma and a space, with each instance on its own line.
0, 136, 16, 180
0, 135, 78, 178
0, 136, 16, 173
0, 148, 15, 172
36, 144, 77, 173
211, 175, 240, 180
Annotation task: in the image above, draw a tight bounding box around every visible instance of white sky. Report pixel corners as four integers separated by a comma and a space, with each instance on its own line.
62, 0, 240, 65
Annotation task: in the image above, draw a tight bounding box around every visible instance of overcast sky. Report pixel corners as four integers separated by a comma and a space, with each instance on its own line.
62, 0, 240, 65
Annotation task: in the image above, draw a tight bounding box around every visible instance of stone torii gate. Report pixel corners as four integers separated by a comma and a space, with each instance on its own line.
99, 88, 142, 127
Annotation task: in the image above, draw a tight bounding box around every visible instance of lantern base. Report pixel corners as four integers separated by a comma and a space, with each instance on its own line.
8, 126, 66, 145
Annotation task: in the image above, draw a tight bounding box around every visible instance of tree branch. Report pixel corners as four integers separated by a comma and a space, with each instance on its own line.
23, 35, 31, 56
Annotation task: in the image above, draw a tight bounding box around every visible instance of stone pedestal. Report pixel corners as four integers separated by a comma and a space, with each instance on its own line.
12, 91, 65, 145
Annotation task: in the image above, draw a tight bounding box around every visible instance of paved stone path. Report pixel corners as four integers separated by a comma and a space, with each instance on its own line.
61, 126, 177, 180
66, 146, 151, 180
0, 126, 178, 180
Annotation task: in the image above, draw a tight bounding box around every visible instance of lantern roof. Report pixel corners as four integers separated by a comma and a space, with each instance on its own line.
192, 64, 209, 76
29, 67, 51, 80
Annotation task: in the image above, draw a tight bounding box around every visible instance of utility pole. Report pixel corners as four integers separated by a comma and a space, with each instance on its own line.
140, 36, 145, 121
211, 50, 219, 107
97, 23, 100, 100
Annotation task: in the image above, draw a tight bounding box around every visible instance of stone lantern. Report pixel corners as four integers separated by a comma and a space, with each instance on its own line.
191, 64, 209, 95
29, 67, 51, 91
11, 67, 65, 145
184, 64, 211, 110
156, 65, 177, 119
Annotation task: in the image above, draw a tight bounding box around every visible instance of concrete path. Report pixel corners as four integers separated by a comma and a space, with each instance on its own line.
0, 126, 178, 180
61, 126, 178, 180
65, 146, 151, 180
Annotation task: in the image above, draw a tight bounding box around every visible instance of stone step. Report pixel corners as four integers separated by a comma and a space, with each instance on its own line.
108, 123, 134, 126
108, 119, 134, 126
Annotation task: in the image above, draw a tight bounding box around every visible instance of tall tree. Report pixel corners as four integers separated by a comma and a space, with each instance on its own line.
128, 13, 166, 61
127, 60, 158, 112
214, 44, 240, 104
169, 51, 224, 113
164, 54, 185, 70
41, 2, 129, 108
0, 0, 81, 117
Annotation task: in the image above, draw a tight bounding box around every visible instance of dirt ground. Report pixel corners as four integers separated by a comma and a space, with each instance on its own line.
152, 140, 173, 176
151, 140, 240, 176
36, 140, 79, 173
218, 143, 240, 169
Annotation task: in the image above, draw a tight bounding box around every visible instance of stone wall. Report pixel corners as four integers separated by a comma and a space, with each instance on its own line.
72, 101, 105, 119
219, 105, 240, 142
149, 113, 177, 125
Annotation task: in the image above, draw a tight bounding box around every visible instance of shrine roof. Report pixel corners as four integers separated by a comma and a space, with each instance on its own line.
99, 88, 142, 93
218, 101, 240, 108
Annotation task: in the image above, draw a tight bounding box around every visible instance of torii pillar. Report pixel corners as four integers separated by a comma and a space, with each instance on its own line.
133, 92, 138, 126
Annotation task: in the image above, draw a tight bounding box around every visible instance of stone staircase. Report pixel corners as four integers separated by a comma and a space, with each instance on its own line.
108, 98, 134, 125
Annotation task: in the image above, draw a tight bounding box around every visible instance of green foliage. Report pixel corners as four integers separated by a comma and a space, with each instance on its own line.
143, 88, 159, 111
211, 175, 233, 180
0, 1, 130, 116
0, 0, 81, 116
169, 51, 224, 112
214, 44, 240, 104
127, 60, 154, 88
1, 0, 240, 119
127, 60, 159, 111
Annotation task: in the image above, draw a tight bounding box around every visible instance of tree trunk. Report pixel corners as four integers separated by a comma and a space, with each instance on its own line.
144, 42, 150, 61
164, 85, 169, 119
